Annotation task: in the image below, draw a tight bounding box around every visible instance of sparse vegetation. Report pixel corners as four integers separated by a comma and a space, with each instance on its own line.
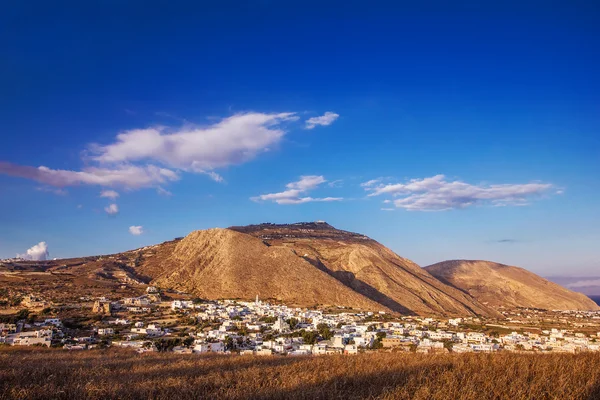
1, 348, 600, 399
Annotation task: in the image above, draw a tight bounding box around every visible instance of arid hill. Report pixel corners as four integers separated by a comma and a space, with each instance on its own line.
1, 223, 498, 316
227, 222, 497, 316
5, 223, 591, 316
137, 228, 385, 311
424, 260, 600, 311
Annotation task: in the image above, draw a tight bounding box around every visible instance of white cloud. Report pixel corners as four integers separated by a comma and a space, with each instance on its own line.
251, 175, 343, 205
156, 187, 172, 196
204, 171, 224, 183
361, 178, 382, 188
104, 203, 119, 216
381, 208, 395, 211
0, 112, 300, 191
365, 174, 554, 211
275, 196, 343, 205
100, 190, 119, 199
17, 242, 49, 261
305, 112, 339, 129
36, 186, 68, 196
566, 279, 600, 288
0, 162, 179, 189
91, 112, 298, 172
129, 225, 144, 235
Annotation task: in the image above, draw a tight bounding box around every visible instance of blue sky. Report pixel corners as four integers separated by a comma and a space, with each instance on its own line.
0, 1, 599, 277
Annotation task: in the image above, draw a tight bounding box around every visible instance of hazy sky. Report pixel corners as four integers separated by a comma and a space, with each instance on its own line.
1, 1, 599, 276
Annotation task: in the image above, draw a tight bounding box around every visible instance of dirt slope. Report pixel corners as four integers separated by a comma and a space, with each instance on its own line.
425, 260, 600, 311
227, 223, 498, 316
137, 228, 386, 311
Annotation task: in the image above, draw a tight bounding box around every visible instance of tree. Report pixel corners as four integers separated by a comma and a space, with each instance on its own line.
155, 338, 182, 352
287, 318, 299, 330
376, 331, 387, 340
302, 330, 319, 345
183, 337, 195, 347
224, 336, 234, 351
317, 323, 333, 340
15, 309, 29, 322
26, 313, 36, 324
443, 340, 453, 352
263, 333, 274, 342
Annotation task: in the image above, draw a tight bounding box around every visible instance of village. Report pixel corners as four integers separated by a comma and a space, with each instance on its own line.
1, 286, 600, 355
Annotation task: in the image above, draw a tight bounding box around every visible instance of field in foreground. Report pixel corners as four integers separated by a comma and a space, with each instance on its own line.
1, 348, 600, 400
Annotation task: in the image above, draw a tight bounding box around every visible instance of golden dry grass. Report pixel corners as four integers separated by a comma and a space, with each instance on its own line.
1, 348, 600, 399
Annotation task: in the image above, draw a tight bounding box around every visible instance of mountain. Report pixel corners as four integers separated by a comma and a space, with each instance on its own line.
424, 260, 600, 311
161, 222, 496, 317
13, 222, 594, 317
137, 227, 385, 311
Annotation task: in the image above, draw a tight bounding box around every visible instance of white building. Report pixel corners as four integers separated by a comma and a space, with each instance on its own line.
98, 328, 115, 336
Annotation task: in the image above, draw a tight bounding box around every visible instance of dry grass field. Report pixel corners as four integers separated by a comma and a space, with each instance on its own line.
1, 348, 600, 400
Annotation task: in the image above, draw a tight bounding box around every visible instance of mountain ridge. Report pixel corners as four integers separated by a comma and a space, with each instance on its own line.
2, 223, 596, 315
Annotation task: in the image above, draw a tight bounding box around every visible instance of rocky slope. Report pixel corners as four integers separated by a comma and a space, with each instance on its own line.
133, 222, 497, 317
6, 222, 591, 316
425, 260, 600, 311
137, 228, 385, 311
229, 223, 498, 316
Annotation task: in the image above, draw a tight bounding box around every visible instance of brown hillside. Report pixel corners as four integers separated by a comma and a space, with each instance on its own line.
136, 228, 386, 311
228, 223, 498, 317
424, 260, 600, 311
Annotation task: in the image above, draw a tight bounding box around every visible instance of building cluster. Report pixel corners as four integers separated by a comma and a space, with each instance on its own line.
2, 291, 600, 356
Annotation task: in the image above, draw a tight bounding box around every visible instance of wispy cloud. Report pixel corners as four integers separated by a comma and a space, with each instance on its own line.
156, 187, 172, 196
566, 279, 600, 289
0, 162, 179, 189
17, 242, 49, 261
496, 239, 519, 244
364, 174, 555, 211
0, 112, 300, 192
305, 112, 339, 129
251, 175, 343, 205
361, 178, 383, 188
104, 203, 119, 216
129, 225, 144, 235
100, 190, 119, 199
36, 186, 68, 196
